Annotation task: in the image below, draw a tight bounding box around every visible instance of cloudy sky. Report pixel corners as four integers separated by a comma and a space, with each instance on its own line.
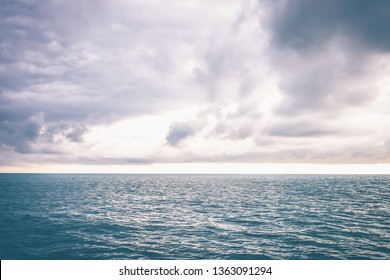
1, 0, 390, 173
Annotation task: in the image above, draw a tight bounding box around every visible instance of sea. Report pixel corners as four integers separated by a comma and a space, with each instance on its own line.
0, 174, 389, 260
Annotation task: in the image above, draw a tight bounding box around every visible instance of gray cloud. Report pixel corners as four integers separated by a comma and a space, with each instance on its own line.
166, 121, 200, 146
272, 52, 380, 116
65, 125, 88, 143
0, 0, 212, 154
265, 120, 335, 137
1, 0, 269, 160
264, 0, 389, 118
1, 0, 390, 167
269, 0, 390, 52
0, 111, 89, 153
193, 0, 266, 99
0, 112, 44, 153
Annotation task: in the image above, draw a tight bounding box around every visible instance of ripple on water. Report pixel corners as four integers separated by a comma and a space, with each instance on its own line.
0, 174, 389, 259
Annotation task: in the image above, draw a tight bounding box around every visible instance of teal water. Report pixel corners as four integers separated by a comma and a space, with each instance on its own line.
0, 174, 389, 259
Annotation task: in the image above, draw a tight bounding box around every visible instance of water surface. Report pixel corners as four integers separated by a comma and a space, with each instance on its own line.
0, 174, 389, 259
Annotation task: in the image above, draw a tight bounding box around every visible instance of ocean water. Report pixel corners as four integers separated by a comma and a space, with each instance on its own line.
0, 174, 389, 260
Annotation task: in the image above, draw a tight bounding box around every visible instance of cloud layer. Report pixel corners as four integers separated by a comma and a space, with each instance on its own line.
1, 0, 390, 169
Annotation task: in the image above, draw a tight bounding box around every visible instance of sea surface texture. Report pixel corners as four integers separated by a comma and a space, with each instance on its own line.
0, 174, 389, 259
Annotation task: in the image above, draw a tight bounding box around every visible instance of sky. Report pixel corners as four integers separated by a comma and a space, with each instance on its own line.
1, 0, 390, 173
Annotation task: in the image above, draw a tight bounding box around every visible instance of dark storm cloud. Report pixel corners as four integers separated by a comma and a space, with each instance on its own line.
265, 0, 389, 117
270, 0, 390, 51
